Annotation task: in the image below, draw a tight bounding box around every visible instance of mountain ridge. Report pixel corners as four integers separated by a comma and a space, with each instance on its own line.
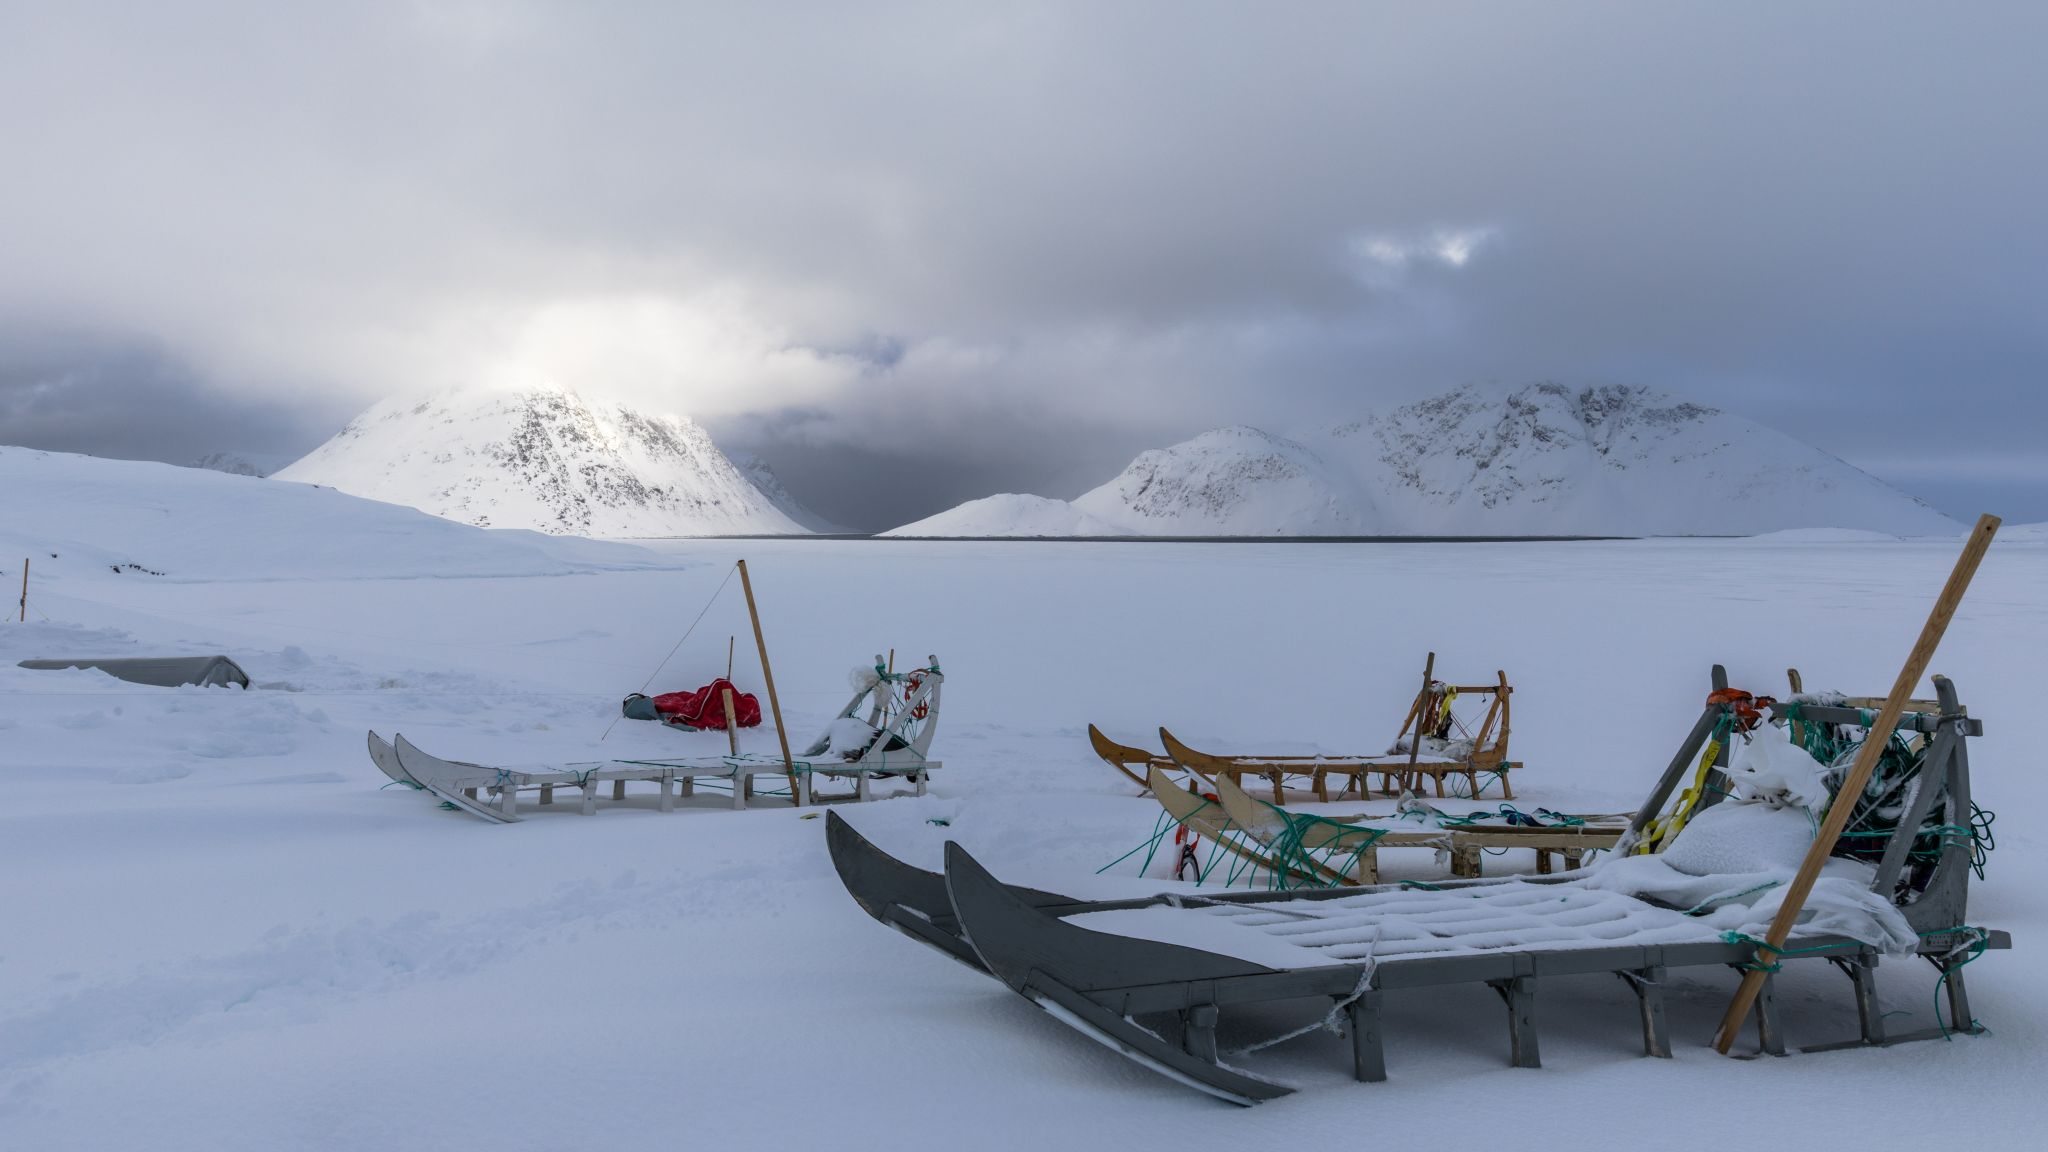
885, 382, 1957, 537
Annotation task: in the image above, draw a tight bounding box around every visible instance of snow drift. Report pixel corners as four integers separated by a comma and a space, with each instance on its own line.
0, 446, 669, 583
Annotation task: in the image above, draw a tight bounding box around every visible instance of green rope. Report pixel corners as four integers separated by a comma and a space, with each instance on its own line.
1096, 809, 1179, 876
1927, 927, 1992, 1039
1718, 930, 1864, 973
1261, 807, 1387, 891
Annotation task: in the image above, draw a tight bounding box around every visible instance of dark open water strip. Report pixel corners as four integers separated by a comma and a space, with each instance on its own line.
632, 534, 1643, 543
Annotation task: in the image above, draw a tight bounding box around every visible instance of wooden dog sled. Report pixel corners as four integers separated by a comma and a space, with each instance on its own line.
830, 672, 2006, 1104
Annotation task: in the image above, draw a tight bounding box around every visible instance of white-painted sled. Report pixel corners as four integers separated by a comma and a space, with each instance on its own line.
370, 656, 944, 822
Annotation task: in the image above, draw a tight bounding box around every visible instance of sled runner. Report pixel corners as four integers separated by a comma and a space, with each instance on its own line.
1088, 724, 1181, 792
830, 671, 2007, 1104
369, 656, 944, 821
366, 730, 419, 789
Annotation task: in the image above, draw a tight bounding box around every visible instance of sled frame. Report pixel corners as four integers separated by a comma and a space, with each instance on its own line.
1149, 663, 1520, 805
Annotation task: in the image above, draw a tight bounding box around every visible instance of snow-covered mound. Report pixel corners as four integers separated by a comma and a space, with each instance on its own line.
895, 383, 1958, 537
883, 493, 1122, 537
274, 387, 809, 537
1069, 426, 1381, 535
1998, 521, 2048, 541
729, 451, 842, 533
0, 446, 668, 583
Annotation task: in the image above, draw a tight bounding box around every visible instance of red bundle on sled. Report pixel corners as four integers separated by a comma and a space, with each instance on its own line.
620, 678, 762, 730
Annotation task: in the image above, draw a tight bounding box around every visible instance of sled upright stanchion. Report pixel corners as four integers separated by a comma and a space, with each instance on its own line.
1403, 651, 1434, 794
1713, 513, 2001, 1054
736, 559, 800, 805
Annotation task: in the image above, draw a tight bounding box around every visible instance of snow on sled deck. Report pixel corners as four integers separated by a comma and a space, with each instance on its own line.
829, 671, 2010, 1104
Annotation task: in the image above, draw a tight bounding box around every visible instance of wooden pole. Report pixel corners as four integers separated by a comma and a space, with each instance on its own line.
727, 636, 734, 681
735, 560, 800, 805
1712, 514, 2000, 1053
17, 557, 25, 622
1404, 652, 1435, 793
722, 687, 740, 757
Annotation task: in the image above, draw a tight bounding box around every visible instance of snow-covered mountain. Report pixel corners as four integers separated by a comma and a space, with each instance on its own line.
886, 382, 1960, 537
1070, 426, 1381, 535
190, 451, 289, 478
728, 451, 842, 533
274, 387, 810, 537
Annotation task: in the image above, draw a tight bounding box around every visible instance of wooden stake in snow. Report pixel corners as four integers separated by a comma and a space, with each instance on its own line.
1712, 513, 2001, 1053
17, 557, 26, 622
722, 687, 741, 757
736, 560, 800, 805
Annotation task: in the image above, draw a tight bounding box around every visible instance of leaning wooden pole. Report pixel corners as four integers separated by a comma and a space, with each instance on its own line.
17, 557, 26, 622
1404, 651, 1436, 793
1712, 513, 2001, 1053
735, 560, 800, 805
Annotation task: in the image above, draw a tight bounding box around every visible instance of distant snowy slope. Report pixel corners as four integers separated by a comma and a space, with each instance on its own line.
274, 387, 809, 537
0, 446, 668, 583
1069, 426, 1382, 535
191, 451, 289, 478
893, 383, 1957, 537
729, 451, 842, 533
883, 494, 1122, 537
1314, 382, 1959, 537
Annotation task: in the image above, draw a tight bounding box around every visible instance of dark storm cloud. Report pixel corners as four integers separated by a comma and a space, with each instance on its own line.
0, 329, 346, 467
1, 1, 2043, 528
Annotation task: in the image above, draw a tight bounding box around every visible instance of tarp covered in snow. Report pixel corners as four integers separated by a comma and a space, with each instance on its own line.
18, 655, 251, 689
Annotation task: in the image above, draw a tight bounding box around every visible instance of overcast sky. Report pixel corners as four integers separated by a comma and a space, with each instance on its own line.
2, 1, 2043, 530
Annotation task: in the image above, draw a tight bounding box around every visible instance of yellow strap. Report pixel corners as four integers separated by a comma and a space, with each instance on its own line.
1634, 738, 1721, 855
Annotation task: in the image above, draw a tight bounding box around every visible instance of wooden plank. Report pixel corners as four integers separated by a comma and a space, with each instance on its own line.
1713, 513, 2000, 1053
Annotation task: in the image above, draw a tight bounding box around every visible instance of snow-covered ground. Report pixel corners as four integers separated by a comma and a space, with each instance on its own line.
3, 457, 2043, 1148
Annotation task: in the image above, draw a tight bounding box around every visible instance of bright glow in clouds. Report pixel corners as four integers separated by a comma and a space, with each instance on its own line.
414, 294, 865, 419
1351, 227, 1499, 274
